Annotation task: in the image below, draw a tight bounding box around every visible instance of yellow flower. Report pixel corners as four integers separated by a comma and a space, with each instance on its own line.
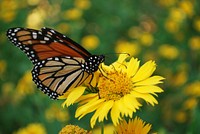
115, 117, 152, 134
169, 8, 185, 22
13, 71, 35, 103
63, 8, 82, 20
59, 125, 91, 134
183, 98, 198, 110
13, 123, 46, 134
193, 17, 200, 32
175, 111, 187, 123
128, 26, 142, 39
115, 40, 141, 56
164, 19, 180, 33
26, 8, 46, 29
158, 0, 177, 7
74, 0, 91, 10
81, 35, 100, 50
45, 104, 69, 122
56, 23, 71, 34
0, 0, 18, 22
188, 36, 200, 50
158, 44, 179, 60
179, 0, 194, 17
184, 81, 200, 97
139, 32, 154, 46
172, 71, 187, 87
61, 54, 164, 128
0, 60, 6, 77
27, 0, 40, 6
16, 71, 35, 96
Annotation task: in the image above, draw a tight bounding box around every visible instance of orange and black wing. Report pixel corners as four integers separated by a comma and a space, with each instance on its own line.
6, 27, 91, 64
6, 27, 104, 99
32, 56, 91, 99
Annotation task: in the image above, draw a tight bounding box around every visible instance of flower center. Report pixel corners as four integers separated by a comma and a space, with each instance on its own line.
98, 71, 133, 101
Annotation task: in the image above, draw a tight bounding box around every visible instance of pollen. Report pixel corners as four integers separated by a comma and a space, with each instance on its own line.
98, 71, 133, 101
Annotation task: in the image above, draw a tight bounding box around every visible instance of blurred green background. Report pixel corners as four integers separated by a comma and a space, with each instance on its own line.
0, 0, 200, 133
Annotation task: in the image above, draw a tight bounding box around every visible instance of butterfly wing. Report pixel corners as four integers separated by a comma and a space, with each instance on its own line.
7, 27, 94, 99
6, 27, 91, 64
41, 27, 91, 59
32, 56, 91, 99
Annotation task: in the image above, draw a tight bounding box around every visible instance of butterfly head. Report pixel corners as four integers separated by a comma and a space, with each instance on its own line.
83, 55, 105, 74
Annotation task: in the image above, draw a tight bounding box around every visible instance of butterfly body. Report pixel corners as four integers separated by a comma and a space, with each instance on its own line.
7, 27, 104, 99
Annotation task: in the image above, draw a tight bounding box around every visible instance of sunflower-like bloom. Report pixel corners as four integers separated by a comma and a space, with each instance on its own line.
115, 117, 152, 134
60, 54, 164, 128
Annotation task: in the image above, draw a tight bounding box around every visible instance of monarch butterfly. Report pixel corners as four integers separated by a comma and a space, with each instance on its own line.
6, 27, 105, 99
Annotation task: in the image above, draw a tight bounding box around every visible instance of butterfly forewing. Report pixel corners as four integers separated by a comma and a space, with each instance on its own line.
7, 27, 91, 64
41, 27, 91, 59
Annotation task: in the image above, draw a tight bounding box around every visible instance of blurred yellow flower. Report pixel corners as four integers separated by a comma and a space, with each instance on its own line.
175, 111, 187, 123
173, 71, 187, 87
1, 82, 14, 96
56, 23, 71, 34
115, 117, 152, 134
158, 0, 177, 7
0, 0, 18, 22
188, 36, 200, 50
179, 0, 194, 17
59, 125, 91, 134
193, 17, 200, 32
74, 0, 91, 10
115, 40, 141, 56
63, 8, 82, 20
158, 44, 179, 60
165, 8, 186, 33
13, 123, 46, 134
165, 19, 180, 33
27, 0, 40, 6
183, 98, 198, 110
169, 8, 185, 22
128, 26, 142, 39
139, 32, 154, 46
81, 35, 100, 50
26, 8, 46, 29
0, 60, 7, 77
184, 81, 200, 97
45, 104, 69, 122
61, 54, 164, 128
14, 71, 35, 102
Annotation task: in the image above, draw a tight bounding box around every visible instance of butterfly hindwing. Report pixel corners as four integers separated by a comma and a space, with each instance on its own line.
32, 56, 90, 99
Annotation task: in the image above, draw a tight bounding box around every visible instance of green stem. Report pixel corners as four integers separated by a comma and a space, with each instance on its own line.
101, 122, 104, 134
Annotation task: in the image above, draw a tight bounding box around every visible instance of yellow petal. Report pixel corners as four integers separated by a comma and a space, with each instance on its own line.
133, 86, 164, 95
132, 60, 156, 82
112, 54, 129, 69
90, 100, 114, 128
131, 91, 158, 106
134, 76, 165, 86
65, 86, 86, 107
111, 101, 122, 126
75, 98, 105, 119
117, 54, 129, 64
76, 93, 98, 105
123, 94, 142, 113
127, 57, 140, 77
